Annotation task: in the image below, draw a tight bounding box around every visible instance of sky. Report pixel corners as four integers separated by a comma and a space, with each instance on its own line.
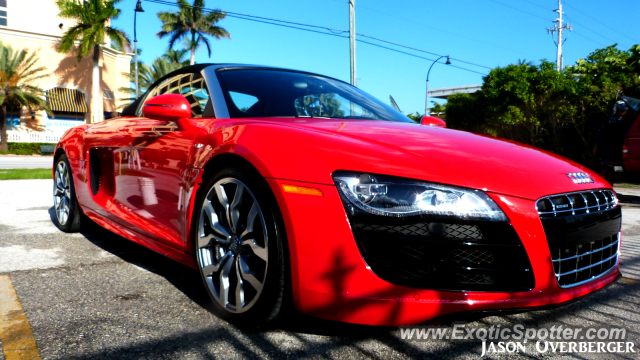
112, 0, 640, 116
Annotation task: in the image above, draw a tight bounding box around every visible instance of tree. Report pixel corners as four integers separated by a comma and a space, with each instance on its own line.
157, 0, 231, 65
56, 0, 130, 123
443, 44, 640, 166
163, 47, 190, 67
0, 42, 51, 151
428, 101, 446, 117
406, 112, 423, 123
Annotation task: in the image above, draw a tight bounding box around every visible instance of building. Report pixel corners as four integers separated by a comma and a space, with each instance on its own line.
427, 84, 482, 100
0, 0, 133, 134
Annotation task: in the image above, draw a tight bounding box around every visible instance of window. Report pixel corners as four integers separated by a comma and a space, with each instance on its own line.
141, 72, 211, 118
103, 89, 115, 101
0, 0, 6, 27
229, 92, 258, 112
216, 69, 412, 122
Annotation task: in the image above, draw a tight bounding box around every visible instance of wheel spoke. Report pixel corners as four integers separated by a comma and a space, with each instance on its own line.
235, 257, 245, 309
240, 202, 259, 239
229, 183, 244, 232
202, 200, 231, 240
214, 184, 232, 229
202, 251, 232, 277
239, 256, 263, 291
218, 253, 234, 308
241, 238, 268, 261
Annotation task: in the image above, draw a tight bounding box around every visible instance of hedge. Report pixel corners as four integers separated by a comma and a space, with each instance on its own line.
0, 143, 56, 155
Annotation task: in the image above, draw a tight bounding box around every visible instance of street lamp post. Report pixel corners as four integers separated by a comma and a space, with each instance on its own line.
134, 0, 144, 98
425, 56, 451, 116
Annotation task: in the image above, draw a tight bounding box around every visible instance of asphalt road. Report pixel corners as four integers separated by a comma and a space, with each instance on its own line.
0, 156, 53, 169
0, 180, 639, 359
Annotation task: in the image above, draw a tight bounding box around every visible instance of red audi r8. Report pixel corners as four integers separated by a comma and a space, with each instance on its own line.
52, 64, 621, 326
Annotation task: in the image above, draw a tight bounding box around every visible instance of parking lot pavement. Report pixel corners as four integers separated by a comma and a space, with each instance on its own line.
0, 179, 639, 359
0, 156, 53, 169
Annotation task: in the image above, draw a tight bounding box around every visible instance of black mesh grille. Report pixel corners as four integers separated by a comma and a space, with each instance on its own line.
347, 215, 534, 292
537, 190, 621, 288
89, 150, 101, 196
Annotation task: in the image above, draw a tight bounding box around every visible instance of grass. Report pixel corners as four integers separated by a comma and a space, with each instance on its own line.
0, 168, 51, 180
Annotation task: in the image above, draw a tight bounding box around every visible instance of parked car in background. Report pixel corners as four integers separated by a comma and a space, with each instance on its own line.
622, 96, 640, 173
52, 64, 621, 326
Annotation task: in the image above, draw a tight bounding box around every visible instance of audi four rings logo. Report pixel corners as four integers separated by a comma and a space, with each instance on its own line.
566, 172, 594, 184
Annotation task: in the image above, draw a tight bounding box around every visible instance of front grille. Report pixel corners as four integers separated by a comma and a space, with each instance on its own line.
551, 234, 619, 287
347, 216, 535, 292
537, 190, 618, 218
352, 223, 483, 240
537, 190, 621, 288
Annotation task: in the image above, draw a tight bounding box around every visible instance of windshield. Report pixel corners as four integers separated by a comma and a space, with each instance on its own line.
216, 69, 413, 123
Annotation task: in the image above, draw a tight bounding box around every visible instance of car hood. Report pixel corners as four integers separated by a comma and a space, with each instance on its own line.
268, 119, 609, 200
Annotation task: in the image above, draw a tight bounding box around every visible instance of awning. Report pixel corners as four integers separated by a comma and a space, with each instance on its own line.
46, 88, 88, 113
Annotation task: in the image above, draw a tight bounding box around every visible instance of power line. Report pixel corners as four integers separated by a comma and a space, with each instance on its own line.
356, 39, 488, 75
356, 3, 539, 59
513, 0, 548, 11
356, 33, 492, 70
483, 0, 549, 21
572, 31, 605, 47
563, 1, 637, 43
143, 0, 488, 76
564, 15, 617, 45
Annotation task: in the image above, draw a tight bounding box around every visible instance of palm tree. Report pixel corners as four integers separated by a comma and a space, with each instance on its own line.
157, 0, 231, 65
56, 0, 130, 123
163, 47, 190, 67
0, 42, 51, 151
119, 57, 181, 106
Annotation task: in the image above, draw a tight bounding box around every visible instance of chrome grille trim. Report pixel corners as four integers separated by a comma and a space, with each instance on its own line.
552, 233, 620, 288
536, 190, 618, 217
551, 239, 618, 263
556, 252, 618, 277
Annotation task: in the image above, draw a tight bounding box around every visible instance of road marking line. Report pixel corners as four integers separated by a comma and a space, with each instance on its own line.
0, 275, 41, 360
620, 277, 640, 284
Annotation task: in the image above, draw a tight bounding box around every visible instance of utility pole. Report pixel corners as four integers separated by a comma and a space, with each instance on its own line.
547, 0, 571, 72
348, 0, 356, 116
349, 0, 356, 87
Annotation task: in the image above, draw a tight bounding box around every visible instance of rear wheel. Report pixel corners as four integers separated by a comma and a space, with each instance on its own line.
195, 168, 286, 325
53, 154, 82, 232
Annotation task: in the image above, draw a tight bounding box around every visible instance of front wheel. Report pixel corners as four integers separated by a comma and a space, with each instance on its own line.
195, 168, 286, 325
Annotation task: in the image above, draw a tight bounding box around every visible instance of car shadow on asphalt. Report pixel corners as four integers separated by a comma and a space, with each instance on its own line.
51, 208, 640, 359
617, 192, 640, 205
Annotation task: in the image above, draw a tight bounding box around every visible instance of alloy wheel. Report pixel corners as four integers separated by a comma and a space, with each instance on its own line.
197, 178, 269, 313
53, 161, 71, 226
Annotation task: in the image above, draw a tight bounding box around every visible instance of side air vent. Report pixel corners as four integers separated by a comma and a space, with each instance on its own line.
89, 150, 101, 196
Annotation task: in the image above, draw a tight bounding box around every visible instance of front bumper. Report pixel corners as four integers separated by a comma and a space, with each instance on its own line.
267, 179, 620, 326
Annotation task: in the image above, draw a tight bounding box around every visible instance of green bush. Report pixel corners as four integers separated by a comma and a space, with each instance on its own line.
5, 142, 55, 155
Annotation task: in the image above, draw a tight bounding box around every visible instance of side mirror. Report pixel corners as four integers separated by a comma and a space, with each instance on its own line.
421, 116, 446, 128
143, 94, 192, 130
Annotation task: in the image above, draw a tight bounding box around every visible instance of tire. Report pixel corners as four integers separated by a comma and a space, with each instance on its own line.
194, 167, 286, 326
52, 154, 83, 232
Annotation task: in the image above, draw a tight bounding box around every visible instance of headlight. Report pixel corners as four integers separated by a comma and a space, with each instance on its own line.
333, 171, 508, 222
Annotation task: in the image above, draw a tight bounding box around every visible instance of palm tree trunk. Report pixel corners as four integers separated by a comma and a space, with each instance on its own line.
190, 48, 195, 66
92, 45, 101, 123
0, 104, 7, 152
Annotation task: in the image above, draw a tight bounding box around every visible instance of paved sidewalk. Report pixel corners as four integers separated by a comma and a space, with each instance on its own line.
614, 186, 640, 280
0, 156, 53, 169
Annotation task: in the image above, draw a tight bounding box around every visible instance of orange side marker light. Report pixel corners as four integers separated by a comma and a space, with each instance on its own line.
282, 184, 324, 196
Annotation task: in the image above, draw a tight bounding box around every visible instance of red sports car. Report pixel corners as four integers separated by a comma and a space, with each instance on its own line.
53, 64, 621, 326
